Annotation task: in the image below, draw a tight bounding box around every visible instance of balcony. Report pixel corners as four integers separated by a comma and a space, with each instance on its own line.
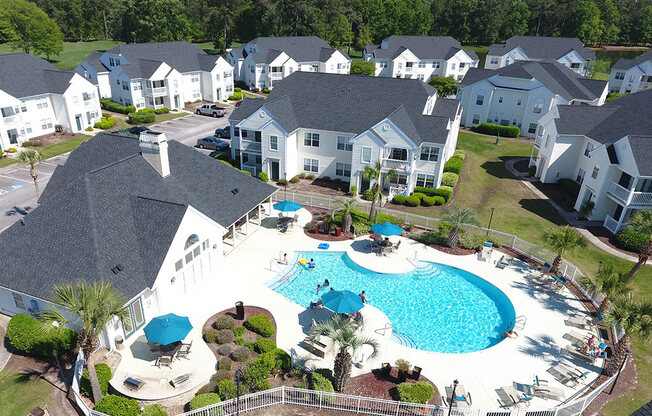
268, 72, 282, 80
144, 86, 168, 96
382, 159, 410, 172
241, 140, 261, 153
534, 137, 542, 147
603, 215, 622, 234
607, 181, 652, 206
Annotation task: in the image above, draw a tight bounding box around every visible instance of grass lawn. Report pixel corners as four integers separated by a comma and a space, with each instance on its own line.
0, 135, 92, 169
152, 112, 189, 124
462, 45, 490, 53
0, 40, 122, 69
0, 371, 53, 416
593, 71, 611, 81
407, 131, 651, 414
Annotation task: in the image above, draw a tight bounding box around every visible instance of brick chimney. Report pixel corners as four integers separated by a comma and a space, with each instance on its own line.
139, 131, 170, 177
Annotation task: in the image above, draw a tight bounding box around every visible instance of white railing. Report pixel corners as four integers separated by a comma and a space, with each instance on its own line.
269, 72, 282, 79
607, 181, 632, 204
71, 350, 111, 416
631, 191, 652, 205
534, 136, 542, 147
145, 86, 168, 96
603, 215, 620, 234
607, 181, 652, 206
381, 159, 410, 172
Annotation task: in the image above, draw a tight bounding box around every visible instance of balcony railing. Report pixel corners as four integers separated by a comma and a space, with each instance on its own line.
144, 86, 168, 96
2, 115, 18, 124
607, 181, 652, 206
382, 159, 410, 172
241, 141, 261, 153
404, 65, 416, 73
534, 137, 542, 147
603, 215, 621, 234
153, 103, 165, 110
268, 72, 282, 79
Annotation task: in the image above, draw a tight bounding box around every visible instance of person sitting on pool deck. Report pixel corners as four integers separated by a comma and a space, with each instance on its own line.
308, 258, 316, 268
359, 291, 367, 303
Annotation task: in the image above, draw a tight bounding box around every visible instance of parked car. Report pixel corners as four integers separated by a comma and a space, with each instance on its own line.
127, 126, 149, 135
214, 127, 230, 139
196, 104, 227, 117
196, 136, 229, 150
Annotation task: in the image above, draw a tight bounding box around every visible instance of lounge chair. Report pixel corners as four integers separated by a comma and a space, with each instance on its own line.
496, 255, 513, 269
391, 240, 401, 253
564, 330, 590, 346
566, 316, 593, 329
451, 384, 472, 407
497, 385, 532, 408
562, 345, 598, 363
533, 384, 565, 401
549, 363, 589, 388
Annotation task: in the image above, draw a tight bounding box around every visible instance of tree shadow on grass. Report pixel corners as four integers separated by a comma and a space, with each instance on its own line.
480, 156, 528, 180
518, 199, 567, 226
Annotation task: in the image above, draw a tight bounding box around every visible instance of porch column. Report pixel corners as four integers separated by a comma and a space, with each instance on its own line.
245, 213, 250, 235
269, 199, 273, 214
238, 128, 244, 168
616, 207, 628, 233
528, 146, 537, 166
232, 224, 237, 246
627, 177, 639, 205
258, 205, 262, 226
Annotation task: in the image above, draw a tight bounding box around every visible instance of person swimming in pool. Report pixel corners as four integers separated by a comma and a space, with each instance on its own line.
316, 284, 321, 294
308, 258, 315, 268
503, 329, 519, 339
359, 291, 367, 303
323, 279, 330, 288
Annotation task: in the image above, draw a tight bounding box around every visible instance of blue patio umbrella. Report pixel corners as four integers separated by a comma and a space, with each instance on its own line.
320, 290, 364, 314
144, 313, 193, 345
273, 200, 302, 213
370, 222, 403, 236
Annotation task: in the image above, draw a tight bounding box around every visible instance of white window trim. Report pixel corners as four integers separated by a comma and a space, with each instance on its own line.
361, 146, 372, 164
269, 135, 278, 151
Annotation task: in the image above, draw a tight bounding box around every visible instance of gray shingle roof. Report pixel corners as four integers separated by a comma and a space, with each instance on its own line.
631, 400, 652, 416
488, 36, 595, 61
0, 53, 76, 98
106, 41, 220, 75
246, 36, 346, 64
85, 52, 109, 73
1, 133, 276, 301
612, 49, 652, 70
229, 72, 457, 145
460, 60, 606, 101
366, 36, 472, 61
628, 136, 652, 176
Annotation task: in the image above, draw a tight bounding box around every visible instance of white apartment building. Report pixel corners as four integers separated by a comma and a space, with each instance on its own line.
485, 36, 595, 76
458, 60, 607, 138
227, 36, 351, 90
530, 90, 652, 234
229, 72, 461, 195
76, 41, 233, 110
363, 36, 478, 82
608, 50, 652, 94
0, 53, 101, 149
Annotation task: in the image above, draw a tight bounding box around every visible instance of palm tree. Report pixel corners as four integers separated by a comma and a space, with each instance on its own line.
580, 264, 631, 316
362, 161, 382, 221
333, 197, 356, 233
41, 281, 127, 403
543, 225, 586, 275
603, 294, 652, 376
626, 210, 652, 278
18, 149, 44, 198
441, 207, 479, 248
310, 314, 379, 391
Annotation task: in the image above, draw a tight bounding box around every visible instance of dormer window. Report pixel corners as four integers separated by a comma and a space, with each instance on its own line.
109, 57, 115, 66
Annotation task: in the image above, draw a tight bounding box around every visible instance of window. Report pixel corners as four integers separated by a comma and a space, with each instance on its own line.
432, 61, 440, 69
570, 63, 580, 69
397, 63, 403, 70
215, 73, 221, 81
528, 123, 537, 134
115, 58, 121, 65
133, 82, 142, 91
175, 259, 183, 272
191, 74, 200, 82
122, 83, 129, 91
72, 96, 79, 104
389, 174, 408, 185
584, 142, 594, 157
472, 114, 480, 125
544, 135, 550, 148
336, 162, 351, 177
269, 135, 278, 151
20, 102, 26, 112
41, 118, 53, 130
517, 99, 522, 106
361, 146, 372, 163
185, 234, 199, 249
498, 96, 503, 103
12, 292, 25, 309
591, 164, 600, 179
451, 63, 456, 70
254, 131, 261, 142
417, 74, 424, 81
36, 99, 48, 109
505, 57, 511, 65
255, 155, 262, 164
614, 72, 625, 80
476, 94, 484, 105
576, 168, 586, 184
390, 148, 408, 161
109, 57, 115, 66
25, 122, 31, 134
224, 71, 231, 78
490, 57, 499, 65
533, 99, 544, 114
459, 62, 466, 69
378, 61, 387, 68
304, 132, 319, 147
418, 61, 426, 68
1, 107, 15, 117
116, 79, 120, 86
303, 158, 319, 172
416, 173, 435, 188
337, 136, 352, 151
420, 146, 439, 162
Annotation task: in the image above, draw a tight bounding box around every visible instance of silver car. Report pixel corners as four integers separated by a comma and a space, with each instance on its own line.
195, 104, 227, 117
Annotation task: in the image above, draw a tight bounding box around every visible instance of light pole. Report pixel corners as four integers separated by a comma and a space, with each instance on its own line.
447, 379, 459, 416
235, 369, 243, 415
598, 261, 603, 274
486, 208, 495, 237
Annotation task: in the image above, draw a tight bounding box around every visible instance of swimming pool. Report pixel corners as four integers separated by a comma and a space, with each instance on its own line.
268, 251, 516, 353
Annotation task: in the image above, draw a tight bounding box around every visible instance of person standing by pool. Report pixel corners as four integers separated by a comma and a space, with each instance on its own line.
282, 253, 288, 265
359, 291, 367, 303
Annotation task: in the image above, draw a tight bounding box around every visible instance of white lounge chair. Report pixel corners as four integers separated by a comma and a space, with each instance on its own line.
562, 345, 600, 363
566, 316, 593, 329
533, 384, 565, 401
564, 330, 590, 346
549, 363, 589, 388
497, 385, 532, 408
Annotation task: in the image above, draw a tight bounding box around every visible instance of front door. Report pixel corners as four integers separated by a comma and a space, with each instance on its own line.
360, 175, 370, 192
122, 297, 145, 339
75, 115, 82, 131
174, 95, 180, 108
216, 90, 221, 101
270, 160, 280, 181
6, 129, 18, 144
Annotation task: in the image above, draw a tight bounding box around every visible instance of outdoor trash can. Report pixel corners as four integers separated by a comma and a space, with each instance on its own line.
115, 335, 124, 350
334, 227, 342, 237
412, 366, 422, 380
235, 301, 244, 319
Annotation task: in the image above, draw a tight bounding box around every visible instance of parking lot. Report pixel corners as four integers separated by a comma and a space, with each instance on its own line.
151, 107, 234, 151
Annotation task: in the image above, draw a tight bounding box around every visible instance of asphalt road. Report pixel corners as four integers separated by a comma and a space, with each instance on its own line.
0, 109, 235, 231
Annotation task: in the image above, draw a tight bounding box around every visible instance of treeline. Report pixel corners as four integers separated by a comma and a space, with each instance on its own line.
2, 0, 651, 57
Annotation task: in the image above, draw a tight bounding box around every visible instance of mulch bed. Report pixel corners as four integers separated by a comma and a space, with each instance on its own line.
274, 178, 350, 198
343, 367, 442, 406
531, 182, 576, 212
426, 244, 476, 256
16, 131, 85, 147
586, 226, 639, 258
513, 159, 530, 173
302, 206, 356, 241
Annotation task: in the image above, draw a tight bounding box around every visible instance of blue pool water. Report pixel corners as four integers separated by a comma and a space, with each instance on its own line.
268, 252, 516, 353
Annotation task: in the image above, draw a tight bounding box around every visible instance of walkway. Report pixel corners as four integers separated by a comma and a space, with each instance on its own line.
504, 158, 647, 265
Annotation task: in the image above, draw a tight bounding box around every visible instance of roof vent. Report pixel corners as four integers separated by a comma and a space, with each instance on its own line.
111, 264, 123, 274
231, 188, 239, 195
20, 218, 25, 226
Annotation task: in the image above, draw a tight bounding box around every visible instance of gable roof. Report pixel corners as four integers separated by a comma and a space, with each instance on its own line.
488, 36, 595, 61
366, 36, 472, 61
612, 49, 652, 70
460, 60, 606, 101
628, 135, 652, 176
246, 36, 346, 64
84, 52, 109, 73
230, 72, 457, 145
0, 133, 277, 301
0, 53, 77, 98
106, 41, 220, 75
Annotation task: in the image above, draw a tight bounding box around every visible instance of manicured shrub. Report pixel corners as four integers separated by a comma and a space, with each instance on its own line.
615, 226, 648, 253
363, 189, 374, 201
349, 185, 358, 195
277, 178, 288, 186
245, 341, 256, 350
262, 348, 291, 371
405, 195, 421, 207
80, 363, 112, 400
154, 107, 170, 114
128, 111, 155, 124
100, 98, 131, 114
215, 329, 234, 344
229, 92, 245, 100
22, 141, 43, 147
204, 328, 218, 343
231, 346, 251, 361
441, 172, 459, 187
243, 354, 274, 391
240, 170, 252, 175
310, 372, 334, 393
217, 344, 231, 356
262, 87, 271, 93
290, 175, 301, 183
85, 126, 94, 131
244, 314, 275, 337
190, 393, 221, 410
254, 338, 277, 354
197, 382, 218, 395
392, 195, 406, 204
416, 231, 447, 245
218, 379, 238, 400
94, 395, 140, 416
235, 337, 245, 345
213, 369, 232, 383
6, 313, 77, 359
125, 105, 136, 113
433, 196, 445, 206
214, 315, 235, 330
234, 87, 242, 93
141, 405, 168, 416
421, 196, 436, 207
218, 357, 232, 371
298, 172, 306, 179
94, 116, 116, 129
454, 149, 466, 158
558, 178, 581, 198
233, 326, 246, 337
415, 186, 453, 202
257, 171, 269, 182
397, 382, 434, 404
306, 174, 315, 180
443, 156, 463, 175
470, 122, 520, 138
412, 192, 426, 201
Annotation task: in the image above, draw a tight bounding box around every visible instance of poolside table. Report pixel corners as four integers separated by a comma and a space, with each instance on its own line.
159, 341, 183, 358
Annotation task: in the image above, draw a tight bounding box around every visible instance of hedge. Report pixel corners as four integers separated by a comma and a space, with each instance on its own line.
6, 313, 77, 358
100, 99, 135, 115
154, 107, 170, 114
141, 405, 168, 416
557, 178, 581, 198
257, 171, 269, 182
80, 363, 112, 400
262, 88, 271, 94
421, 195, 436, 206
433, 196, 445, 206
405, 195, 421, 207
412, 192, 426, 201
441, 172, 459, 187
128, 111, 155, 124
94, 116, 116, 129
229, 92, 245, 100
615, 226, 649, 253
443, 156, 463, 174
244, 314, 275, 337
254, 338, 277, 354
190, 393, 221, 410
218, 379, 238, 400
310, 372, 334, 393
262, 348, 291, 371
22, 140, 43, 147
392, 195, 406, 204
397, 382, 434, 404
94, 395, 140, 416
470, 122, 520, 138
413, 186, 453, 202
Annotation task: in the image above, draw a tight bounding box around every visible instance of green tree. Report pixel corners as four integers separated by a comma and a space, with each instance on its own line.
41, 281, 127, 403
132, 0, 190, 42
0, 0, 63, 58
350, 61, 375, 76
626, 210, 652, 278
543, 225, 586, 275
328, 14, 353, 49
636, 5, 652, 44
428, 76, 458, 97
580, 264, 631, 316
598, 0, 620, 45
18, 149, 44, 199
310, 314, 379, 391
603, 294, 652, 376
333, 197, 357, 233
588, 59, 610, 78
441, 208, 479, 248
362, 161, 382, 221
355, 25, 373, 51
501, 0, 530, 40
471, 0, 502, 43
565, 0, 603, 45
